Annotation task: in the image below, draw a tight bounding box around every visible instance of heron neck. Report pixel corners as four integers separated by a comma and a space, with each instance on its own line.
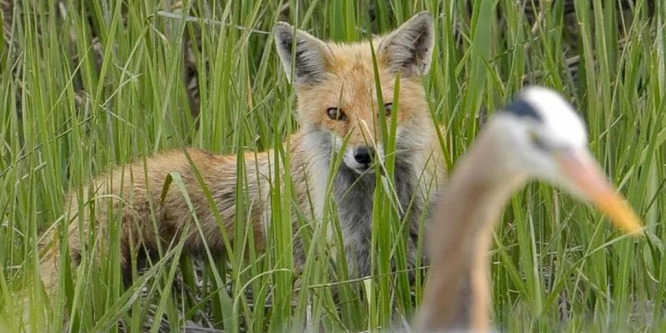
418, 130, 527, 332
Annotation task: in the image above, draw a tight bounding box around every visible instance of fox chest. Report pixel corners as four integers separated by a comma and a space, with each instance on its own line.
331, 163, 422, 267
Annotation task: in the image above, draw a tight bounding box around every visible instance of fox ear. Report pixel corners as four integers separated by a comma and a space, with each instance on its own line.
378, 11, 434, 77
273, 23, 332, 85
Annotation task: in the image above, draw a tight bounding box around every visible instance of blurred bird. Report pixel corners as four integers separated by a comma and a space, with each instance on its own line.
416, 87, 643, 332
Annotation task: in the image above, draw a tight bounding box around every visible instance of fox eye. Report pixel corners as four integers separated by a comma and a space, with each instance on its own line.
384, 103, 393, 116
326, 107, 346, 121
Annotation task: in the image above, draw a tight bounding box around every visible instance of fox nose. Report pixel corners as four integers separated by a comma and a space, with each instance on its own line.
354, 147, 375, 165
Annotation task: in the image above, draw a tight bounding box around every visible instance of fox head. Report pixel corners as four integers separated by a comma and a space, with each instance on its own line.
274, 12, 435, 175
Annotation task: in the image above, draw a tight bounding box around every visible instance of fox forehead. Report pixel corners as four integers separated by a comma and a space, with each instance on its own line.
316, 42, 397, 96
306, 73, 398, 112
297, 41, 425, 115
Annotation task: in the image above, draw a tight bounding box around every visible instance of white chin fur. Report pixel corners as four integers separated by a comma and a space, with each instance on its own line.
350, 165, 375, 174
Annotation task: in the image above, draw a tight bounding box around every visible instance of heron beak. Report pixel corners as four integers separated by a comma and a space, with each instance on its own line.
555, 148, 643, 235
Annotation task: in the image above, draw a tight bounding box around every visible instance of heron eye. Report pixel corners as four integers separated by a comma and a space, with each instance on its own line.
326, 107, 346, 121
528, 131, 548, 150
384, 103, 393, 116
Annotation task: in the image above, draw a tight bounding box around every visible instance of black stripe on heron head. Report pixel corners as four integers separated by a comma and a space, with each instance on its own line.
504, 98, 543, 122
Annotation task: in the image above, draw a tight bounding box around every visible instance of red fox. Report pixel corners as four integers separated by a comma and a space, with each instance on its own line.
38, 11, 444, 292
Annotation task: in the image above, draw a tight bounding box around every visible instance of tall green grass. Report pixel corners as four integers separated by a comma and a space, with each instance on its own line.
1, 0, 664, 331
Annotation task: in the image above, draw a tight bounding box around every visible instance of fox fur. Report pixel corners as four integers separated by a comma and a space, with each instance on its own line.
38, 11, 445, 294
